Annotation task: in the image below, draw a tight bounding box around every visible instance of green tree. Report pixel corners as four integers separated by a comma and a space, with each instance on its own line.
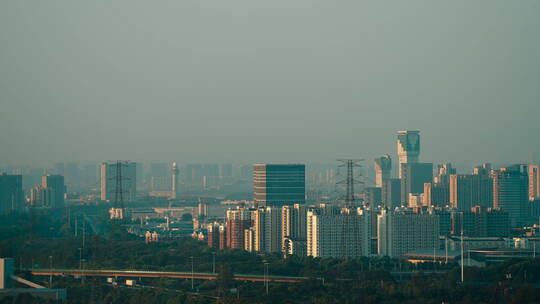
217, 264, 234, 295
181, 213, 193, 222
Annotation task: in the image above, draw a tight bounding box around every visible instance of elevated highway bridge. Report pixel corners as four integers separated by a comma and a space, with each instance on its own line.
28, 268, 310, 283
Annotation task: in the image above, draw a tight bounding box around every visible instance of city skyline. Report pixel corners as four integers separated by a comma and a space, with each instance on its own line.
1, 129, 538, 174
2, 1, 540, 303
1, 129, 539, 169
1, 1, 540, 166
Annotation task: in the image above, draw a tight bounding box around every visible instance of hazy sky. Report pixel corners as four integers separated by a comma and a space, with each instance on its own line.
1, 0, 539, 168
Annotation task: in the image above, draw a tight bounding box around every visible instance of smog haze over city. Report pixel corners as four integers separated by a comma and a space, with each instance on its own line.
1, 0, 540, 168
3, 1, 540, 304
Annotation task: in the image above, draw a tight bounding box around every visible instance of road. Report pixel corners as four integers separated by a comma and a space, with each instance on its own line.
29, 268, 311, 283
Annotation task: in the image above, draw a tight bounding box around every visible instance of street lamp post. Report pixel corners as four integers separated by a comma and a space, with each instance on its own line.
81, 259, 86, 284
264, 262, 269, 295
82, 216, 86, 249
445, 237, 448, 264
433, 237, 436, 265
212, 252, 216, 274
78, 248, 83, 272
49, 256, 53, 287
190, 256, 194, 290
460, 212, 464, 283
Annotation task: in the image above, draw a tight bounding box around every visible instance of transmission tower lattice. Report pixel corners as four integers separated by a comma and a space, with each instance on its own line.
336, 159, 364, 259
108, 160, 131, 213
336, 159, 364, 206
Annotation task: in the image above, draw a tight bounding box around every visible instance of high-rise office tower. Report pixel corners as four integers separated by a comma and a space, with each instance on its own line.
41, 174, 65, 208
185, 164, 203, 184
82, 164, 98, 188
281, 204, 308, 255
135, 163, 144, 187
238, 164, 252, 179
396, 130, 420, 178
381, 178, 401, 209
423, 163, 454, 207
400, 162, 433, 204
377, 209, 439, 257
429, 207, 452, 236
225, 207, 251, 250
251, 207, 282, 253
423, 182, 449, 207
149, 163, 170, 191
207, 222, 219, 248
64, 163, 80, 190
253, 164, 305, 207
0, 258, 14, 289
0, 173, 23, 213
450, 207, 510, 237
473, 163, 492, 176
408, 193, 424, 208
150, 176, 170, 191
207, 222, 226, 249
219, 164, 233, 178
201, 164, 220, 189
364, 187, 382, 207
251, 208, 264, 252
24, 168, 46, 191
197, 202, 208, 218
307, 208, 371, 258
244, 227, 256, 252
100, 162, 137, 202
434, 163, 456, 185
29, 185, 53, 207
493, 164, 529, 227
449, 174, 493, 211
317, 203, 342, 215
203, 164, 219, 178
374, 155, 392, 188
529, 165, 540, 201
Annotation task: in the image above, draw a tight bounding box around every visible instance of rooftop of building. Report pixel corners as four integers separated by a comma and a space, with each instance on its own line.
405, 249, 461, 259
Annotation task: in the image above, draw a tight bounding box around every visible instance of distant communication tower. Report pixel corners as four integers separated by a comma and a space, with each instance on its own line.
109, 160, 131, 220
171, 162, 179, 199
336, 159, 364, 206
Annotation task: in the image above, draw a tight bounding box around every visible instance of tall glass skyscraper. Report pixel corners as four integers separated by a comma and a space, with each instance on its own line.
397, 130, 420, 178
493, 164, 528, 227
42, 174, 65, 208
0, 173, 23, 213
253, 164, 305, 207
